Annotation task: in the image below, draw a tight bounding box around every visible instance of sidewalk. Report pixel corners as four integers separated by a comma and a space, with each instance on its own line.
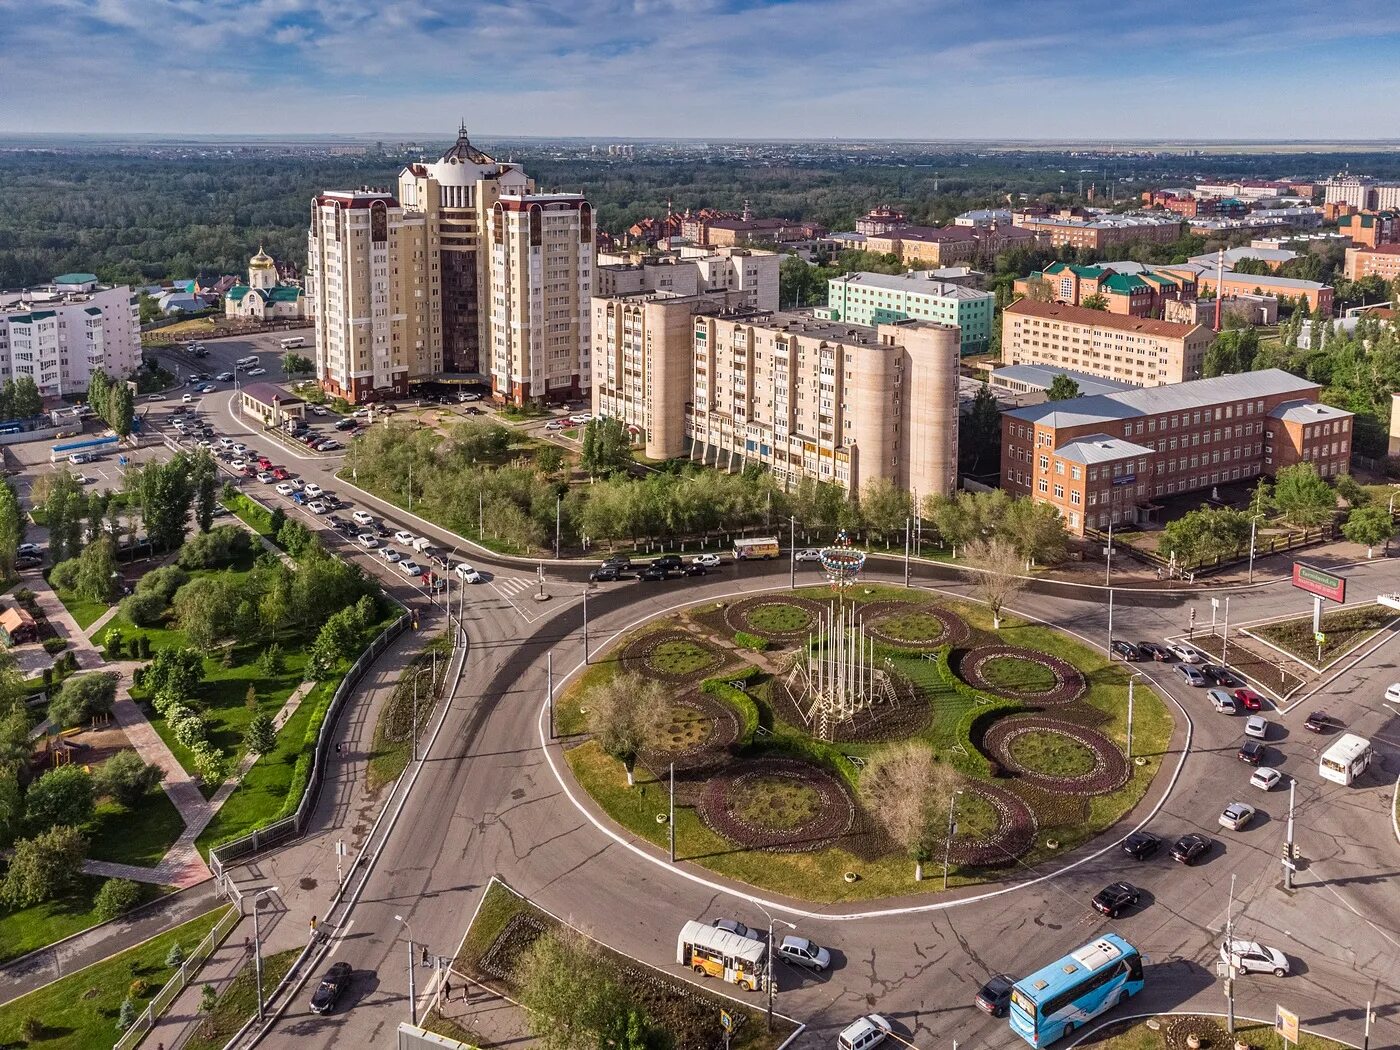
27, 579, 106, 670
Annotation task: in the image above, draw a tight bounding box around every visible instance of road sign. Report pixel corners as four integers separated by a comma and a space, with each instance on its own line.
1314, 632, 1326, 645
1276, 1005, 1299, 1045
1292, 563, 1346, 604
720, 1010, 734, 1033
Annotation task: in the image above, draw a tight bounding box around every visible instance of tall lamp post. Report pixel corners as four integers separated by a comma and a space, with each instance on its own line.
252, 886, 278, 1022
410, 664, 435, 763
752, 902, 796, 1032
942, 788, 964, 890
394, 914, 419, 1026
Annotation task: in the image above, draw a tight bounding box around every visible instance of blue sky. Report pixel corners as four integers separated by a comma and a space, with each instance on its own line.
2, 0, 1398, 138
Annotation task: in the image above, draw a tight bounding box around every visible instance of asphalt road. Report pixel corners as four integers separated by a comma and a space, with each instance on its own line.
136, 348, 1400, 1050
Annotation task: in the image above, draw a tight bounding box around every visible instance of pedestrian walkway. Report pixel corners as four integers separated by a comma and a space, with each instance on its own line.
27, 580, 105, 671
85, 603, 121, 638
428, 972, 532, 1050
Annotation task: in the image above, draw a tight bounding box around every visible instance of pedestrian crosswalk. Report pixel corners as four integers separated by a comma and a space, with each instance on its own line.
492, 576, 538, 598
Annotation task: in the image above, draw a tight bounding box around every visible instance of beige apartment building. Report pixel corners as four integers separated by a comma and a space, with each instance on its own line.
489, 194, 594, 403
305, 190, 433, 402
591, 299, 960, 497
595, 245, 780, 310
1002, 299, 1211, 388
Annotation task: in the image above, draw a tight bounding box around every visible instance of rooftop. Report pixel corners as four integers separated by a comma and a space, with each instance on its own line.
1005, 298, 1204, 338
1269, 400, 1352, 424
1054, 434, 1155, 465
1006, 369, 1324, 428
828, 270, 994, 300
989, 364, 1136, 396
53, 273, 98, 285
1352, 244, 1400, 256
239, 382, 304, 407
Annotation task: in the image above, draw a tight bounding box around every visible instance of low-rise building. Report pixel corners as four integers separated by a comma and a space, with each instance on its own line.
863, 223, 1038, 266
1338, 211, 1399, 249
985, 364, 1136, 402
1011, 210, 1183, 250
821, 271, 996, 354
1172, 264, 1333, 312
225, 247, 306, 321
1002, 299, 1211, 388
1000, 370, 1353, 536
682, 205, 824, 247
1344, 243, 1400, 282
855, 207, 908, 236
1015, 261, 1194, 318
0, 274, 141, 397
238, 382, 305, 428
1163, 294, 1277, 327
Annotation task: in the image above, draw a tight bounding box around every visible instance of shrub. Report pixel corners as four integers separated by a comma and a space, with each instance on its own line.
13, 587, 35, 604
104, 627, 123, 660
119, 591, 166, 628
191, 743, 226, 786
116, 997, 136, 1032
176, 524, 251, 570
61, 650, 78, 674
42, 637, 68, 655
94, 749, 165, 807
165, 703, 209, 748
47, 672, 120, 728
136, 565, 189, 603
49, 558, 80, 591
732, 630, 769, 652
700, 677, 760, 745
93, 877, 143, 921
128, 977, 150, 998
137, 635, 151, 659
256, 642, 285, 677
164, 942, 184, 968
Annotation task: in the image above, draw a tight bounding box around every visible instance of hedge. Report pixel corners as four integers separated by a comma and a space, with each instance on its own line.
700, 678, 760, 745
747, 735, 861, 794
273, 686, 331, 823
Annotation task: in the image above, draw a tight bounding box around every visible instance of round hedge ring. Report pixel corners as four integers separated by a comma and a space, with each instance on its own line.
980, 714, 1129, 794
955, 645, 1088, 705
620, 631, 723, 684
695, 758, 856, 852
722, 596, 825, 640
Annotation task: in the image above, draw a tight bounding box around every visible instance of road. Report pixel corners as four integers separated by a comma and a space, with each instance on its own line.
106, 341, 1400, 1049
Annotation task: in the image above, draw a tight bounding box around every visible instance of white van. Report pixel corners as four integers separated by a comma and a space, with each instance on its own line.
411, 536, 434, 553
235, 355, 260, 369
279, 336, 306, 350
1319, 733, 1373, 786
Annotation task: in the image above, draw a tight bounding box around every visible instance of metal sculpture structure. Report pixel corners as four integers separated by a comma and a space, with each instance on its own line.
819, 529, 866, 593
788, 602, 899, 740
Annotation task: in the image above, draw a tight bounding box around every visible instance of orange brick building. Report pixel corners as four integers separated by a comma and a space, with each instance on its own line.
1338, 211, 1398, 248
1014, 262, 1195, 318
999, 370, 1353, 536
1344, 243, 1400, 281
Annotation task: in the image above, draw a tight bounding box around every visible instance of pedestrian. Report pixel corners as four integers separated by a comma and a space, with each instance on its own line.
421, 945, 430, 968
442, 977, 451, 1002
335, 742, 342, 755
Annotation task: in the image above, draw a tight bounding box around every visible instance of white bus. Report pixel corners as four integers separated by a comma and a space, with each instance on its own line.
1319, 733, 1373, 786
235, 355, 260, 369
733, 536, 781, 560
279, 336, 306, 350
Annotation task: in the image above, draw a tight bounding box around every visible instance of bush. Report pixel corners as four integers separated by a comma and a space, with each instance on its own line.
176, 524, 252, 570
13, 587, 35, 603
94, 749, 165, 807
47, 671, 120, 728
93, 877, 143, 921
166, 704, 209, 749
128, 977, 150, 998
42, 637, 68, 655
136, 565, 189, 602
256, 642, 285, 677
119, 590, 167, 627
25, 765, 96, 832
732, 630, 769, 652
20, 1017, 42, 1041
104, 627, 123, 660
165, 942, 185, 968
49, 558, 80, 591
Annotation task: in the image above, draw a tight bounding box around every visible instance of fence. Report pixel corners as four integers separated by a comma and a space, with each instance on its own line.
1087, 523, 1338, 577
112, 904, 241, 1050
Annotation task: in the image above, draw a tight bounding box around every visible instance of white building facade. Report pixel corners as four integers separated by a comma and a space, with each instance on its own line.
0, 275, 141, 397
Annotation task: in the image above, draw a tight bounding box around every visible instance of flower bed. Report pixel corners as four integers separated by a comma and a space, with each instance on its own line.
620, 631, 724, 683
639, 691, 741, 770
721, 596, 825, 639
981, 715, 1129, 794
860, 601, 971, 649
946, 783, 1038, 867
695, 757, 856, 852
955, 645, 1087, 705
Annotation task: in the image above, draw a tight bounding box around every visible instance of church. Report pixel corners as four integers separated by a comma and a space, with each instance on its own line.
224, 247, 306, 320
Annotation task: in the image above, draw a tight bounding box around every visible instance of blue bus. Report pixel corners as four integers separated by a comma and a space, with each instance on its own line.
1009, 935, 1144, 1047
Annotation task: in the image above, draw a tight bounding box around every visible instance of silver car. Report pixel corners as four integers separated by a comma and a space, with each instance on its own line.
778, 935, 831, 972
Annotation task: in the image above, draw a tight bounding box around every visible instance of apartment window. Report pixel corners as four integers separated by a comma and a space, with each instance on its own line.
1037, 478, 1048, 493
1070, 466, 1081, 480
1070, 490, 1081, 505
1038, 454, 1049, 471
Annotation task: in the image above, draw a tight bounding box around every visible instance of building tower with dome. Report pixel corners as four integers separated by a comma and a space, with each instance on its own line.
225, 246, 306, 321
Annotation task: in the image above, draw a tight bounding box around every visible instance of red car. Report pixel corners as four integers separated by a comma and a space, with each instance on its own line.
1233, 688, 1264, 712
256, 456, 273, 470
271, 467, 289, 480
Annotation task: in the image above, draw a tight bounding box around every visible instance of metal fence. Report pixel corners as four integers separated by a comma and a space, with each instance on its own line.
1087, 522, 1340, 577
112, 904, 241, 1050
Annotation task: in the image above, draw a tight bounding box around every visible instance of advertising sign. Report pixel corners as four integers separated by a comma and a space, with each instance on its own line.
1275, 1005, 1299, 1044
1291, 563, 1346, 604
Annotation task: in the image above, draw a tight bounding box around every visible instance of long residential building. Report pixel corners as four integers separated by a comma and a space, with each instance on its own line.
821, 270, 996, 354
1011, 210, 1184, 250
1343, 243, 1400, 282
1002, 299, 1212, 388
591, 298, 960, 497
595, 245, 780, 310
864, 223, 1037, 266
1000, 370, 1353, 537
0, 274, 141, 398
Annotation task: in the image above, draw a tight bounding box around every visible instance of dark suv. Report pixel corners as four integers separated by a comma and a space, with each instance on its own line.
599, 555, 631, 571
1111, 640, 1144, 661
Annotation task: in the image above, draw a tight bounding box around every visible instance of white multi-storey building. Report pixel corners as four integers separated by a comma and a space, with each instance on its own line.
0, 274, 140, 398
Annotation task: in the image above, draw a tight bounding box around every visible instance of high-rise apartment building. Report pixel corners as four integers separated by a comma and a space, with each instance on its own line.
0, 275, 141, 397
488, 193, 594, 403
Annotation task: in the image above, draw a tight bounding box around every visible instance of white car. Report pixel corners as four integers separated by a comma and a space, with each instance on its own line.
352, 511, 375, 526
196, 440, 213, 449
352, 408, 372, 418
256, 471, 274, 484
393, 530, 417, 546
246, 367, 267, 376
181, 393, 195, 403
289, 478, 305, 491
312, 406, 328, 416
1218, 802, 1255, 831
146, 393, 165, 401
357, 532, 380, 548
307, 500, 328, 515
454, 563, 482, 583
545, 420, 565, 431
1220, 939, 1289, 977
693, 553, 722, 568
794, 548, 823, 562
398, 559, 424, 576
711, 918, 762, 941
275, 483, 295, 497
1244, 715, 1269, 739
304, 483, 323, 498
1250, 767, 1282, 791
231, 459, 249, 471
380, 547, 402, 563
231, 442, 249, 455
1168, 644, 1202, 664
1385, 683, 1400, 703
570, 413, 594, 426
219, 437, 236, 448
838, 1015, 892, 1050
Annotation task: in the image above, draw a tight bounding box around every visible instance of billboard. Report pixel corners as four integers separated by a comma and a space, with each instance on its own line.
1292, 563, 1346, 604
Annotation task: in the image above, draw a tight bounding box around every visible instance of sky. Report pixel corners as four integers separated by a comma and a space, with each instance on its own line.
2, 0, 1399, 140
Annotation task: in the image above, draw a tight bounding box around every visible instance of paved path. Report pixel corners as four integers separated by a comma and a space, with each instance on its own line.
85, 603, 121, 638
27, 577, 105, 670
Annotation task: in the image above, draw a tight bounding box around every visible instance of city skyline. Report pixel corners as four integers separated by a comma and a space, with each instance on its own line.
3, 0, 1398, 139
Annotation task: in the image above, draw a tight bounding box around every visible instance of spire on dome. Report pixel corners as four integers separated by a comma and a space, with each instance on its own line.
440, 122, 495, 165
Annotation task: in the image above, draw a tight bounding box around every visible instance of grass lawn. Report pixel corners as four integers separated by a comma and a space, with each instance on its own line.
1008, 730, 1097, 776
648, 639, 717, 675
0, 907, 228, 1050
183, 947, 299, 1050
0, 876, 161, 966
877, 610, 948, 642
1085, 1016, 1349, 1050
745, 603, 813, 633
223, 493, 276, 538
47, 575, 111, 632
980, 656, 1058, 693
87, 786, 187, 868
365, 632, 453, 794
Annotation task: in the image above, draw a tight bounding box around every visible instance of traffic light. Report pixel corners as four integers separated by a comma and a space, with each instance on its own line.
1291, 843, 1300, 861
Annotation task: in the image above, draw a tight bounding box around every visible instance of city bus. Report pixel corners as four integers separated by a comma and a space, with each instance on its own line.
50, 434, 119, 463
675, 920, 766, 991
279, 336, 306, 350
1009, 935, 1144, 1047
1319, 733, 1373, 786
733, 536, 781, 560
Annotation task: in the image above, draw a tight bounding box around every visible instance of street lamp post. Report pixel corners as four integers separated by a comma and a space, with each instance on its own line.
789, 516, 796, 590
1247, 513, 1262, 583
942, 788, 964, 890
1127, 673, 1141, 759
751, 903, 797, 1032
252, 886, 278, 1022
394, 914, 418, 1026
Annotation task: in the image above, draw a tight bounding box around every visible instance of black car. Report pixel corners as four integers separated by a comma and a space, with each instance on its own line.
327, 515, 350, 530
1303, 711, 1335, 733
1138, 642, 1171, 661
682, 564, 709, 577
651, 555, 683, 573
1171, 832, 1212, 865
1122, 830, 1161, 860
599, 555, 632, 571
1091, 881, 1141, 918
590, 566, 623, 582
974, 973, 1016, 1016
1238, 739, 1266, 765
374, 524, 393, 538
637, 565, 670, 582
13, 554, 42, 570
1201, 665, 1240, 688
309, 961, 352, 1015
335, 418, 358, 431
1111, 640, 1144, 661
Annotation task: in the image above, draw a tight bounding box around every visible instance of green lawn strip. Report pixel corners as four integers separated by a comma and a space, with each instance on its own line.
980, 656, 1057, 693
365, 632, 454, 794
182, 947, 299, 1050
0, 906, 228, 1049
1008, 730, 1096, 776
0, 876, 162, 966
419, 1009, 486, 1047
1092, 1016, 1349, 1050
47, 576, 111, 631
1252, 603, 1397, 665
87, 786, 187, 868
458, 881, 792, 1050
222, 493, 275, 538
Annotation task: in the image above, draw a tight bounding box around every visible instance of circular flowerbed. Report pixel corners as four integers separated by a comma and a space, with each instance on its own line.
638, 692, 740, 770
621, 631, 723, 683
981, 715, 1129, 794
945, 784, 1038, 867
722, 596, 825, 640
861, 601, 971, 649
696, 758, 856, 852
956, 645, 1087, 704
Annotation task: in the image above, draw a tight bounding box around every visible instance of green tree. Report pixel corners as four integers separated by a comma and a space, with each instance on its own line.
0, 479, 24, 577
1001, 498, 1067, 565
859, 478, 912, 541
108, 382, 135, 438
515, 924, 644, 1050
0, 825, 86, 907
172, 573, 245, 649
93, 749, 165, 807
12, 376, 42, 419
579, 417, 632, 477
1201, 327, 1259, 378
93, 877, 143, 921
584, 672, 668, 787
136, 454, 194, 550
1045, 374, 1082, 401
244, 713, 276, 755
1342, 505, 1396, 558
24, 766, 95, 834
47, 672, 120, 729
87, 370, 111, 426
74, 536, 120, 604
959, 385, 1002, 474
1080, 293, 1109, 311
190, 449, 217, 533
1272, 463, 1337, 527
281, 352, 313, 377
116, 997, 137, 1033
1160, 506, 1252, 566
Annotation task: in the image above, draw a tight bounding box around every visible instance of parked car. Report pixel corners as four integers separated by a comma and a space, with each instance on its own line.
393, 530, 416, 546
693, 553, 722, 568
711, 918, 762, 941
1122, 830, 1161, 860
1202, 665, 1241, 688
256, 471, 274, 484
1167, 644, 1202, 664
1303, 711, 1336, 733
638, 565, 670, 581
1090, 881, 1141, 918
1137, 642, 1171, 661
1176, 665, 1207, 687
600, 555, 632, 571
335, 418, 358, 431
352, 511, 375, 526
1385, 683, 1400, 704
146, 393, 165, 401
16, 543, 40, 557
312, 405, 328, 416
1221, 940, 1289, 977
838, 1015, 892, 1050
398, 560, 424, 576
777, 936, 830, 972
14, 554, 43, 570
309, 961, 353, 1015
271, 467, 290, 480
1171, 832, 1212, 865
1250, 767, 1283, 791
652, 555, 683, 573
1233, 688, 1265, 712
1238, 740, 1266, 766
974, 974, 1016, 1017
1244, 715, 1269, 739
380, 548, 402, 563
794, 548, 823, 562
545, 420, 565, 431
1207, 689, 1237, 714
1218, 802, 1256, 831
304, 483, 323, 498
307, 501, 328, 515
1111, 640, 1144, 661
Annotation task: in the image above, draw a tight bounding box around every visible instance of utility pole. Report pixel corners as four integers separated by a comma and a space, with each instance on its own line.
942, 789, 962, 890
1225, 872, 1237, 1034
1107, 588, 1114, 653
547, 651, 554, 740
789, 516, 796, 590
395, 915, 418, 1026
582, 587, 589, 664
668, 762, 675, 863
766, 918, 775, 1032
904, 517, 911, 587
253, 889, 276, 1021
1284, 778, 1296, 891
1126, 675, 1136, 759
1221, 595, 1230, 670
478, 490, 483, 540
555, 495, 561, 559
